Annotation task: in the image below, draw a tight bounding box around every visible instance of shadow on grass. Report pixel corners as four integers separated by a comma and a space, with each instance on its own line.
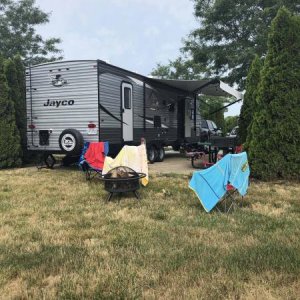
224, 242, 300, 276
0, 244, 88, 276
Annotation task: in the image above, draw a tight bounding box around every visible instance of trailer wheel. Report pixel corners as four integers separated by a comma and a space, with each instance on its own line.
59, 129, 84, 155
147, 145, 157, 164
156, 146, 165, 162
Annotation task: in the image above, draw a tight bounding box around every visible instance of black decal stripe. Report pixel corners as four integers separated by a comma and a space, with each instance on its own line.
99, 103, 128, 125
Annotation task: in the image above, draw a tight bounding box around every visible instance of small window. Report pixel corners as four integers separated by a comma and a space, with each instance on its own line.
39, 130, 50, 146
124, 87, 131, 109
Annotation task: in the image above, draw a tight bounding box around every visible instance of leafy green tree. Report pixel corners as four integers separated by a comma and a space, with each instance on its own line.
4, 57, 27, 161
248, 8, 300, 180
152, 0, 299, 88
0, 0, 62, 64
224, 116, 239, 134
151, 57, 205, 80
238, 55, 263, 144
200, 96, 227, 131
0, 56, 22, 168
13, 56, 28, 161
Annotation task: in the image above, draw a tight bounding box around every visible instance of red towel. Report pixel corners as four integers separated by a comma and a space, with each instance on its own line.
84, 142, 105, 170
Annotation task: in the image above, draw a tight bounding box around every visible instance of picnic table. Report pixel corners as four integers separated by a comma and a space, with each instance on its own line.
185, 137, 239, 169
185, 142, 218, 169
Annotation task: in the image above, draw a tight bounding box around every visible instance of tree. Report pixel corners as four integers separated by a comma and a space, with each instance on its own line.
0, 0, 62, 64
152, 1, 299, 88
224, 115, 239, 134
200, 96, 227, 130
4, 57, 27, 161
151, 57, 205, 80
248, 8, 300, 180
0, 56, 22, 168
238, 55, 263, 144
13, 56, 28, 160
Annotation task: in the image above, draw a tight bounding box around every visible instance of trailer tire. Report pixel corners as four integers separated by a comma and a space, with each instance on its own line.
59, 129, 84, 155
156, 146, 165, 162
147, 145, 157, 164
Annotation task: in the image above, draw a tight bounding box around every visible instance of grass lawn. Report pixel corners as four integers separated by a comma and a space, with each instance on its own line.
0, 167, 299, 299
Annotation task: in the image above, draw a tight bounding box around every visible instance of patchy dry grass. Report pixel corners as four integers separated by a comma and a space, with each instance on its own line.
0, 167, 299, 299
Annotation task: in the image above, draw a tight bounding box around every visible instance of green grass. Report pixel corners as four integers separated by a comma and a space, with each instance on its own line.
0, 167, 299, 299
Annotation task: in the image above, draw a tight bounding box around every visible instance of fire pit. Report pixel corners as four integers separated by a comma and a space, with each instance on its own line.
100, 166, 146, 201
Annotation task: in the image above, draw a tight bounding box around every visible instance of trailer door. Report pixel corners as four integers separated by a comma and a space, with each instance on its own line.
121, 82, 133, 141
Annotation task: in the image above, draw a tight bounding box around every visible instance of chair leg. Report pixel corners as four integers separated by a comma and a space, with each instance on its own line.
227, 200, 235, 213
106, 192, 113, 202
216, 190, 239, 213
225, 191, 238, 213
134, 190, 140, 200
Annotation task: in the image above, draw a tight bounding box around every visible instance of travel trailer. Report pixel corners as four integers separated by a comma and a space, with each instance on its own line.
26, 60, 242, 163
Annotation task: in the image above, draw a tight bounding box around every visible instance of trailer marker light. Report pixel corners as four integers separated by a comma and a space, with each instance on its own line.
28, 124, 35, 129
88, 123, 96, 129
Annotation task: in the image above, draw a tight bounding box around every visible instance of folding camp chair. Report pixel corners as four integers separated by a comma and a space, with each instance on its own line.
189, 151, 250, 213
215, 184, 240, 213
79, 141, 109, 180
217, 150, 249, 213
214, 145, 245, 213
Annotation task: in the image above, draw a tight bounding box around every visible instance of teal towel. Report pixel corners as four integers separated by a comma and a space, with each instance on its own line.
229, 152, 250, 196
189, 152, 250, 212
189, 154, 231, 212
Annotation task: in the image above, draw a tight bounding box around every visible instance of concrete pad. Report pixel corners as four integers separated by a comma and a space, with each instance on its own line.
148, 151, 195, 174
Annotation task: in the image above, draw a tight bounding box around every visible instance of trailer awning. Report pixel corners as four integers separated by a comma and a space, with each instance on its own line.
150, 78, 243, 100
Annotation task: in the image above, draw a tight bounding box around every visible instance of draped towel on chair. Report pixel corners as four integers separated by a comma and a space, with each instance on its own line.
189, 152, 250, 212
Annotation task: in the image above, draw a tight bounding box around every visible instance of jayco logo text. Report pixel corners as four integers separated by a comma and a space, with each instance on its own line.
44, 99, 75, 107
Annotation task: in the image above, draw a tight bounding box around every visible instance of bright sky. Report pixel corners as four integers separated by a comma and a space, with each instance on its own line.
35, 0, 241, 116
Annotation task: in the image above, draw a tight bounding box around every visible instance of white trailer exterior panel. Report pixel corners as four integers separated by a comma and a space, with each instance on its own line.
26, 60, 99, 151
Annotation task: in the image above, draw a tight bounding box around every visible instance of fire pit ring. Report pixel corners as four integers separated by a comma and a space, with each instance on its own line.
100, 166, 146, 201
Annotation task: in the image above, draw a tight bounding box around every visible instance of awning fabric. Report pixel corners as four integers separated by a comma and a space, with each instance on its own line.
149, 78, 243, 100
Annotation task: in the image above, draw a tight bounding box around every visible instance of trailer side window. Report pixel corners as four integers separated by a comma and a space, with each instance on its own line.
124, 87, 131, 109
